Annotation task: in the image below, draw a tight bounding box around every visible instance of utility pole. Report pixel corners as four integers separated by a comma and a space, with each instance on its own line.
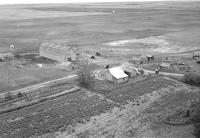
7, 44, 15, 91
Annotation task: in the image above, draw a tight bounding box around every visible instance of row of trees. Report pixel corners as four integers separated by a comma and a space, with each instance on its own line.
77, 62, 95, 89
183, 72, 200, 86
183, 73, 200, 137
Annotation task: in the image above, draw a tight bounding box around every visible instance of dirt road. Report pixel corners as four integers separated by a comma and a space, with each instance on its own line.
143, 69, 184, 77
0, 74, 78, 98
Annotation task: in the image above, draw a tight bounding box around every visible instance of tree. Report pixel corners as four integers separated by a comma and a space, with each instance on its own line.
77, 61, 95, 89
191, 101, 200, 137
5, 92, 13, 101
17, 92, 23, 98
184, 73, 200, 86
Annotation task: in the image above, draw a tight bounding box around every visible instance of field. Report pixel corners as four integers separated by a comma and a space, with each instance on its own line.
0, 1, 200, 91
0, 2, 200, 54
0, 76, 176, 138
60, 80, 200, 138
0, 1, 200, 138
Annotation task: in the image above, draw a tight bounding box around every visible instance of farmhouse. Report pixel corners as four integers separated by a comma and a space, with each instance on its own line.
105, 67, 128, 83
39, 42, 77, 62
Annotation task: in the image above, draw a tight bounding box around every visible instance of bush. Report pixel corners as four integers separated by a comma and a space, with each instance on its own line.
191, 102, 200, 137
77, 62, 95, 89
5, 92, 13, 101
184, 73, 200, 86
96, 52, 101, 56
17, 92, 23, 98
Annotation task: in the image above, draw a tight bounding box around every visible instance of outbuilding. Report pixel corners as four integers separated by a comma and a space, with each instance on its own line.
147, 55, 154, 61
124, 68, 137, 78
159, 63, 173, 69
40, 42, 77, 62
120, 62, 138, 77
0, 53, 14, 60
105, 67, 128, 83
0, 58, 5, 62
57, 62, 75, 71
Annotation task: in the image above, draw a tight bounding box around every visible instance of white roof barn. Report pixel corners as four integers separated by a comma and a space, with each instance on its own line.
104, 67, 128, 83
109, 67, 128, 79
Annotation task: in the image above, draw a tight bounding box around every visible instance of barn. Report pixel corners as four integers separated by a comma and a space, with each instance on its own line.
39, 42, 77, 62
105, 67, 128, 83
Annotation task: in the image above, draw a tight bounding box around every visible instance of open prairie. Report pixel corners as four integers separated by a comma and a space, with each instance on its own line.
0, 2, 200, 54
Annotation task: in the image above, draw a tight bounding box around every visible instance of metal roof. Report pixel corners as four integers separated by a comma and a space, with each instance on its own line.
109, 67, 128, 79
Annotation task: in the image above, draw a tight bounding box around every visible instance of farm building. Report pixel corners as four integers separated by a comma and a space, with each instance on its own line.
146, 55, 154, 61
0, 58, 5, 62
193, 51, 200, 59
124, 68, 137, 77
159, 63, 173, 69
56, 62, 75, 71
0, 53, 14, 60
140, 55, 154, 63
120, 63, 137, 77
39, 42, 78, 62
105, 67, 128, 83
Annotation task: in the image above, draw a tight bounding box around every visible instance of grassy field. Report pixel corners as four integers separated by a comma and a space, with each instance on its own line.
0, 2, 200, 54
0, 1, 199, 92
0, 2, 200, 138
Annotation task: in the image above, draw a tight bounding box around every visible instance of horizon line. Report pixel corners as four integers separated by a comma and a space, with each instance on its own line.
0, 0, 199, 5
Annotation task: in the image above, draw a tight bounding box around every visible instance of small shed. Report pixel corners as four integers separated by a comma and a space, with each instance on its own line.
0, 58, 5, 62
57, 62, 75, 71
124, 68, 137, 78
159, 63, 172, 69
193, 51, 200, 59
91, 56, 95, 59
0, 53, 14, 60
106, 67, 128, 83
147, 55, 154, 61
140, 55, 154, 63
120, 63, 137, 78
